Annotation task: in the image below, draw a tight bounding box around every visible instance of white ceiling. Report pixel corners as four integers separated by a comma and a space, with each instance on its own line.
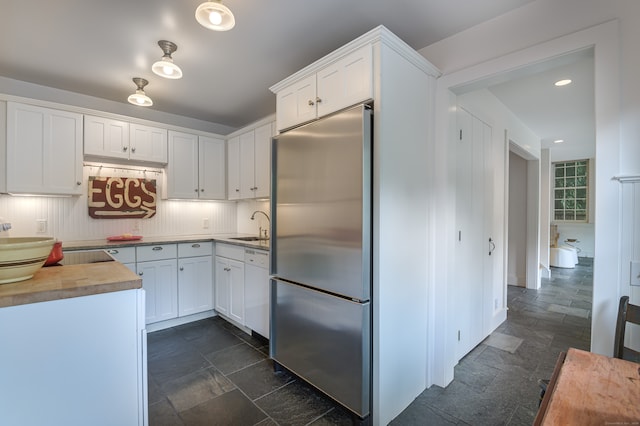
487, 51, 595, 161
0, 0, 535, 131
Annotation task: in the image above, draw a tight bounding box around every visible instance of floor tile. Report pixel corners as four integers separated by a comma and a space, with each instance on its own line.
162, 367, 236, 413
255, 380, 335, 426
548, 303, 590, 318
483, 332, 524, 353
205, 342, 267, 375
179, 388, 267, 426
148, 398, 184, 426
228, 358, 295, 400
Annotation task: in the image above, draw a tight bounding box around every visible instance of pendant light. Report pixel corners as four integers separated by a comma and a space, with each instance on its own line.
152, 40, 183, 79
195, 0, 235, 31
127, 78, 153, 107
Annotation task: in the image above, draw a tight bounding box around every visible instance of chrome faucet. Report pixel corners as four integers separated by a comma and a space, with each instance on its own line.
250, 210, 270, 239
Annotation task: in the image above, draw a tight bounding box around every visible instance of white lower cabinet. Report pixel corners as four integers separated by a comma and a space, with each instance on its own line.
136, 244, 178, 324
178, 242, 214, 317
105, 246, 136, 273
244, 249, 270, 338
215, 243, 245, 325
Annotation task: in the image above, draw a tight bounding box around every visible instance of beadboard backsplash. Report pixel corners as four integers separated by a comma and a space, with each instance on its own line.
0, 164, 273, 242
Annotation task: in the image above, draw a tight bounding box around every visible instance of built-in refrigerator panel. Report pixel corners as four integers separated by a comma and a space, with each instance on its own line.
270, 278, 371, 417
270, 104, 372, 302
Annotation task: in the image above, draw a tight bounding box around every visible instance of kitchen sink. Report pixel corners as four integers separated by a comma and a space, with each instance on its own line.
229, 236, 269, 242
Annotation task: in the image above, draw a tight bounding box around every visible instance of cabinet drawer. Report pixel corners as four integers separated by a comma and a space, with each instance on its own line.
136, 244, 177, 262
178, 241, 213, 258
105, 246, 136, 263
215, 243, 244, 261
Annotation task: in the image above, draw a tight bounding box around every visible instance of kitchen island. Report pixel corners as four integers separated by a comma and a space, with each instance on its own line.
0, 261, 147, 426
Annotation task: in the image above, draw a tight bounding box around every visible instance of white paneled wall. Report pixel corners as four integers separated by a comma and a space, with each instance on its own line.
0, 165, 237, 241
620, 179, 640, 352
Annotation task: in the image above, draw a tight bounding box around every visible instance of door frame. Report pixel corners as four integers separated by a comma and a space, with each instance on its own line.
428, 20, 620, 387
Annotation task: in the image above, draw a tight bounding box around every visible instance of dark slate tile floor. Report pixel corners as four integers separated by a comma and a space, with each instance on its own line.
148, 258, 593, 425
392, 257, 593, 425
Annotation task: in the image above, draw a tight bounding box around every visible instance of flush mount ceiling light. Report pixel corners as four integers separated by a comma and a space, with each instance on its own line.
152, 40, 183, 79
195, 0, 235, 31
127, 78, 153, 107
555, 79, 572, 87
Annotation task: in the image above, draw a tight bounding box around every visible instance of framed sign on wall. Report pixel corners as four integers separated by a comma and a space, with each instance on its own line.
88, 176, 157, 219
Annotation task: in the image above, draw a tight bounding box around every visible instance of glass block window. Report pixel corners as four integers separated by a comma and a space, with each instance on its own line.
553, 159, 589, 222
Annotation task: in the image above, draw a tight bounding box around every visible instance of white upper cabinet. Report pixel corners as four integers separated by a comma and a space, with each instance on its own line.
84, 115, 167, 164
227, 136, 240, 200
7, 102, 83, 195
129, 123, 168, 163
167, 130, 225, 200
84, 115, 129, 160
227, 121, 274, 200
275, 45, 372, 131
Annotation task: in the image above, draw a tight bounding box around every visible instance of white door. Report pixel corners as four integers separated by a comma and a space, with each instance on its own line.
167, 130, 199, 199
276, 74, 317, 131
84, 115, 130, 159
253, 122, 273, 199
138, 259, 178, 324
455, 107, 494, 360
178, 256, 213, 316
228, 259, 245, 325
227, 137, 241, 200
214, 257, 230, 315
239, 130, 256, 199
199, 136, 226, 199
130, 123, 167, 163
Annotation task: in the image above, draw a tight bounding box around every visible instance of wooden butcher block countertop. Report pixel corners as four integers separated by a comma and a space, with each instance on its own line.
0, 262, 141, 308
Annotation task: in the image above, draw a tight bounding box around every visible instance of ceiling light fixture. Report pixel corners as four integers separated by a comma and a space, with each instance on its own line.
152, 40, 183, 79
554, 139, 564, 144
127, 78, 153, 107
195, 0, 235, 31
554, 79, 572, 87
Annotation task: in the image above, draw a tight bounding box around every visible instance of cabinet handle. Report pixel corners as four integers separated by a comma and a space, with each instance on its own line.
235, 188, 240, 192
107, 249, 119, 254
179, 266, 184, 271
138, 271, 143, 276
308, 99, 315, 106
131, 147, 136, 153
123, 146, 128, 152
192, 244, 201, 248
152, 246, 163, 251
316, 97, 322, 103
200, 189, 204, 192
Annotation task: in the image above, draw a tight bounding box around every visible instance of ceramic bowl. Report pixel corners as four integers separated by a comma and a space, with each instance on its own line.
0, 237, 56, 284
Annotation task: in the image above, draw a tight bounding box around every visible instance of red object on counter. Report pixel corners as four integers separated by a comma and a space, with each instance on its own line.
44, 241, 64, 266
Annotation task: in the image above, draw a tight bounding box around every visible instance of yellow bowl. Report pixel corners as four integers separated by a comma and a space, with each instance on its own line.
0, 237, 56, 284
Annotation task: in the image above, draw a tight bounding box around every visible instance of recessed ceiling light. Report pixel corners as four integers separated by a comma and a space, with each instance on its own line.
553, 139, 564, 144
554, 79, 572, 87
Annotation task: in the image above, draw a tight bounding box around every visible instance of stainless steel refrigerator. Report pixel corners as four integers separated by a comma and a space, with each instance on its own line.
270, 104, 372, 419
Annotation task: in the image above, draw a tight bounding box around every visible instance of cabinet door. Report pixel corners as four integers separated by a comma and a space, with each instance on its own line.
275, 74, 317, 131
130, 123, 168, 164
178, 255, 213, 316
253, 122, 273, 199
317, 44, 373, 118
167, 130, 199, 199
228, 258, 245, 325
7, 102, 83, 195
84, 115, 130, 160
138, 259, 178, 324
214, 256, 230, 316
198, 136, 226, 200
227, 137, 241, 200
239, 130, 256, 199
245, 262, 269, 338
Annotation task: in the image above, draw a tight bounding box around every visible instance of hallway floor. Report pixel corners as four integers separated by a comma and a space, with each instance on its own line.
148, 258, 593, 425
392, 257, 593, 425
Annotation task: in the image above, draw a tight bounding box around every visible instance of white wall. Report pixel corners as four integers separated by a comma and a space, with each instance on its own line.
423, 2, 626, 383
508, 152, 527, 286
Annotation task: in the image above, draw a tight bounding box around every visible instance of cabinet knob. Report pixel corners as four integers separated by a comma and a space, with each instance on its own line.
131, 147, 136, 153
235, 188, 240, 192
200, 189, 204, 192
179, 266, 184, 271
316, 97, 322, 103
308, 99, 315, 106
123, 146, 128, 152
138, 272, 143, 276
76, 181, 81, 186
194, 189, 199, 193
